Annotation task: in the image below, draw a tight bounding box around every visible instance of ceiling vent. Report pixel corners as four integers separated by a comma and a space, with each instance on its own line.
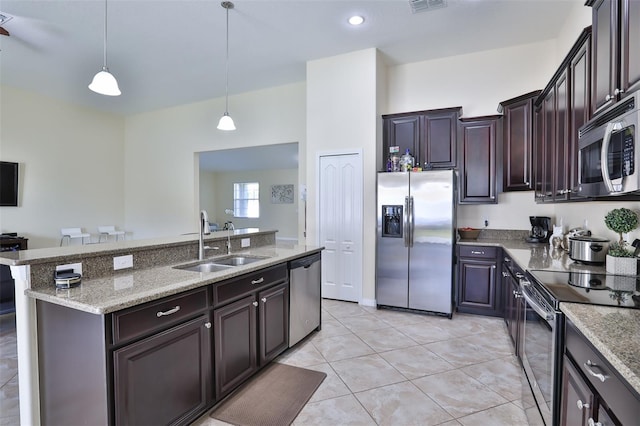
409, 0, 448, 13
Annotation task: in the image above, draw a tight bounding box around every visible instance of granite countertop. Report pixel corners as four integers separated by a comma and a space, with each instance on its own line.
561, 303, 640, 396
24, 244, 322, 315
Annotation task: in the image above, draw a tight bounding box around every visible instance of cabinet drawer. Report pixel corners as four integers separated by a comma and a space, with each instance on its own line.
112, 287, 209, 345
565, 321, 640, 425
213, 264, 287, 307
458, 245, 498, 259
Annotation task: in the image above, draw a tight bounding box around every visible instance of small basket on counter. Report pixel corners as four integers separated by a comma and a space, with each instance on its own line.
458, 227, 481, 240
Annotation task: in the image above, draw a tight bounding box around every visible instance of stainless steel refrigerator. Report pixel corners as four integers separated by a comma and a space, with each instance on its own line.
376, 170, 456, 317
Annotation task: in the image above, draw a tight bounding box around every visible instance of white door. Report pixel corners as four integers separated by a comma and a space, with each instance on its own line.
318, 153, 362, 302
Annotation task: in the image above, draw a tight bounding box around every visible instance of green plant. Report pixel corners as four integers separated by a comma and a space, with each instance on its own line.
604, 208, 638, 246
607, 242, 635, 258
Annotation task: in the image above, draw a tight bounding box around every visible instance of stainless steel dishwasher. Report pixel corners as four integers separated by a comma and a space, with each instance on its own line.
289, 252, 321, 347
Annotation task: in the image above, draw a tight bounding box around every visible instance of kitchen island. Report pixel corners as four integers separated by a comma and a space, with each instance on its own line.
0, 229, 323, 425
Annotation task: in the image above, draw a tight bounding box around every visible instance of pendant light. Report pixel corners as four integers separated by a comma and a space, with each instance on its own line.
217, 1, 236, 131
88, 0, 121, 96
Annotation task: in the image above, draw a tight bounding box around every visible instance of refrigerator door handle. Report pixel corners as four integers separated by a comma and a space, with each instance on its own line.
404, 196, 410, 248
409, 196, 415, 247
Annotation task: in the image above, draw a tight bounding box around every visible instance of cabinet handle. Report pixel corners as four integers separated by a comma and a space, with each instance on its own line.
576, 399, 590, 410
588, 419, 602, 426
515, 272, 524, 279
261, 297, 267, 303
583, 360, 607, 382
156, 305, 180, 317
471, 250, 484, 255
492, 265, 496, 269
504, 257, 511, 263
605, 94, 612, 101
502, 272, 509, 277
204, 322, 212, 329
614, 88, 625, 95
251, 277, 265, 285
252, 301, 258, 307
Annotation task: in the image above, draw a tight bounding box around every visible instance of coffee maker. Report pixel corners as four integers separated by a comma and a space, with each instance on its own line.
526, 216, 552, 243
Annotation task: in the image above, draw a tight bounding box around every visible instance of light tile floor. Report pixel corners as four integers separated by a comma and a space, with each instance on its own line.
196, 299, 544, 426
1, 301, 545, 426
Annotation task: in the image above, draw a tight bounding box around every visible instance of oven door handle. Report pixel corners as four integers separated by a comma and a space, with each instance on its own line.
600, 121, 623, 193
520, 280, 554, 322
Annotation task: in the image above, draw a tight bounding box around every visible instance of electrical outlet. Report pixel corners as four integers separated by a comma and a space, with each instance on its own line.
241, 238, 250, 248
56, 262, 82, 275
113, 255, 133, 270
483, 218, 489, 227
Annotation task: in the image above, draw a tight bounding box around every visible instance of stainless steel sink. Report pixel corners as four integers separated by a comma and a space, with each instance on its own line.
209, 255, 269, 266
174, 262, 235, 273
174, 255, 269, 273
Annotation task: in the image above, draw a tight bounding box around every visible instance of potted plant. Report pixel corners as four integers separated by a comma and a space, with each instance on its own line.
604, 208, 638, 276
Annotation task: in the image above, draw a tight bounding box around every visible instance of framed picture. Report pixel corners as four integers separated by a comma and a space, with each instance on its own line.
271, 184, 294, 204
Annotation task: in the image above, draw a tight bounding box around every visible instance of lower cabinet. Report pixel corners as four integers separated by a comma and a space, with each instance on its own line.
456, 245, 502, 317
501, 255, 525, 357
213, 271, 289, 400
113, 314, 212, 425
562, 319, 640, 426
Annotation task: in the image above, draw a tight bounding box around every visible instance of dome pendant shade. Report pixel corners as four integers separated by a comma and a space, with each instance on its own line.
217, 112, 236, 131
88, 67, 121, 96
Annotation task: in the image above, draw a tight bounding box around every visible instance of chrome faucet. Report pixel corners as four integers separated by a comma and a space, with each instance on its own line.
226, 221, 235, 255
199, 210, 211, 260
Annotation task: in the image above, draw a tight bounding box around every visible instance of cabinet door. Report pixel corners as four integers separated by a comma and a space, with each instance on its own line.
570, 33, 592, 199
258, 282, 289, 365
214, 295, 257, 399
458, 117, 499, 204
502, 95, 537, 191
383, 115, 420, 170
621, 0, 640, 97
502, 269, 518, 350
554, 69, 570, 201
542, 89, 556, 201
457, 258, 499, 315
423, 110, 458, 168
561, 355, 594, 426
591, 0, 618, 114
113, 315, 212, 426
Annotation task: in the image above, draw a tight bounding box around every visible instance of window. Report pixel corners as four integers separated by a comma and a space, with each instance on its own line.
233, 182, 260, 218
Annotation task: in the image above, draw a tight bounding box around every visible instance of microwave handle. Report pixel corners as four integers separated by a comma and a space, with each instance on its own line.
600, 121, 623, 193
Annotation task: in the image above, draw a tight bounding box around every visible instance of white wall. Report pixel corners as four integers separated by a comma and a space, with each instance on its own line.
123, 83, 306, 239
199, 168, 299, 239
306, 48, 379, 302
0, 86, 125, 248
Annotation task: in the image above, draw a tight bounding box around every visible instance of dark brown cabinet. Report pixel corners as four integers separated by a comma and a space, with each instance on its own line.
501, 255, 524, 357
498, 91, 541, 192
534, 28, 592, 203
212, 265, 289, 400
456, 245, 502, 317
114, 314, 212, 426
382, 107, 461, 170
563, 319, 640, 426
588, 0, 640, 115
458, 116, 500, 204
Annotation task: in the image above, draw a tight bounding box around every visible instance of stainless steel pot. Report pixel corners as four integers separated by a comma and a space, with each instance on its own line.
568, 236, 610, 265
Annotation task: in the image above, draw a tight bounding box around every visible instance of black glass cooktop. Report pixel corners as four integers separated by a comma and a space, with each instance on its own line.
527, 269, 640, 310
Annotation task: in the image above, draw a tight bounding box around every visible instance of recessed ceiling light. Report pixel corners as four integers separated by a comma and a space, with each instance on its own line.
348, 15, 364, 26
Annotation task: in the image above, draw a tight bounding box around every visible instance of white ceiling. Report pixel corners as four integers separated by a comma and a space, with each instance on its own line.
0, 0, 582, 116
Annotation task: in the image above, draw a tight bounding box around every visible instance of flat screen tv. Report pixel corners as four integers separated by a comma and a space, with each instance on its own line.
0, 161, 19, 207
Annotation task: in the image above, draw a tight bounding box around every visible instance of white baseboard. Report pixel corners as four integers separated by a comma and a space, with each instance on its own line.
359, 298, 376, 307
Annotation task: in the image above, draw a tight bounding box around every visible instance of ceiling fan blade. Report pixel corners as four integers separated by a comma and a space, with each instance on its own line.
0, 26, 9, 36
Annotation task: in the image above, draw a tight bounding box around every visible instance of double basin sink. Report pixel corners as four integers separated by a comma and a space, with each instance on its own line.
174, 254, 269, 273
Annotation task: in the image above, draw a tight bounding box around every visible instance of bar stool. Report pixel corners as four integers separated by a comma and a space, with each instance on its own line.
98, 226, 125, 243
60, 228, 91, 246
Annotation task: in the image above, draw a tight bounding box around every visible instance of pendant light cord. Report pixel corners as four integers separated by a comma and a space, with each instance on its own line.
103, 0, 108, 69
224, 3, 230, 113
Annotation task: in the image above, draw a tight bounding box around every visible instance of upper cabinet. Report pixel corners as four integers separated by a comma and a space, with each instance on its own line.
588, 0, 640, 115
534, 28, 592, 203
458, 116, 501, 204
382, 107, 461, 171
498, 91, 541, 192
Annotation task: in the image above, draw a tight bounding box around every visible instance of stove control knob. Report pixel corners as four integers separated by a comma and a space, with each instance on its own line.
576, 399, 590, 410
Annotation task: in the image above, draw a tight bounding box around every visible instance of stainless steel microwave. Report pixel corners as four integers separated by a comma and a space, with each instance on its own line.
577, 91, 638, 197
